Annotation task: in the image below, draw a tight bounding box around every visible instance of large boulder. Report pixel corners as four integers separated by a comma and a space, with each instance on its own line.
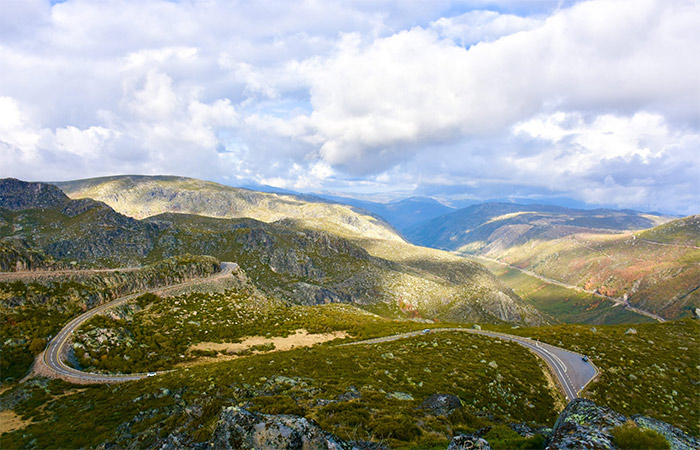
447, 434, 492, 450
210, 406, 352, 450
547, 399, 698, 450
418, 394, 462, 416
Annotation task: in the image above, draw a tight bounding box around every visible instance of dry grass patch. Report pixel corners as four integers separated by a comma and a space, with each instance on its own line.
0, 410, 32, 434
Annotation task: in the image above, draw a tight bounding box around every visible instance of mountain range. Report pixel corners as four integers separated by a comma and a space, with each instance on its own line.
1, 177, 544, 325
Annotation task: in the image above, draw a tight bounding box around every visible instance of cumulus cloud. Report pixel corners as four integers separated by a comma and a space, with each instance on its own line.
0, 0, 697, 214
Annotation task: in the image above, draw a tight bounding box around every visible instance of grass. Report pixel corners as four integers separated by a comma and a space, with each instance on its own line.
1, 330, 559, 449
0, 255, 219, 383
611, 421, 670, 450
489, 319, 700, 436
72, 289, 449, 373
474, 258, 655, 325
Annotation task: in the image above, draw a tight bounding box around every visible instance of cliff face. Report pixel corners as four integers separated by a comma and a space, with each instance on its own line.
1, 179, 159, 267
0, 178, 69, 211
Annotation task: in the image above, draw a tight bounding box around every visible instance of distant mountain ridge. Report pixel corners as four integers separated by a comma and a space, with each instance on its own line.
1, 178, 546, 325
405, 202, 670, 252
56, 175, 404, 243
316, 194, 456, 232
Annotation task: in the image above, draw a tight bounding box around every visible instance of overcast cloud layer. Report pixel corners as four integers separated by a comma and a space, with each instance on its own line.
1, 0, 698, 214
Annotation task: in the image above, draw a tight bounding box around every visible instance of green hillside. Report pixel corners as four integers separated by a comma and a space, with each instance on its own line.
0, 179, 546, 327
406, 203, 697, 320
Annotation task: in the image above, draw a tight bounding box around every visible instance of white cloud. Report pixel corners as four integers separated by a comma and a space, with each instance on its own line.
0, 0, 697, 214
272, 0, 700, 175
431, 10, 542, 46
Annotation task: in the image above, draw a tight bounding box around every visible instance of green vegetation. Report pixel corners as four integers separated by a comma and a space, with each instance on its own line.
482, 425, 546, 450
1, 330, 559, 449
0, 255, 219, 383
474, 258, 654, 325
611, 421, 670, 450
638, 215, 700, 247
490, 319, 700, 436
72, 290, 434, 373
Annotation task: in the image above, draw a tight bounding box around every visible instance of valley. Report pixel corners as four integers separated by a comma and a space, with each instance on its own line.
407, 203, 699, 322
1, 176, 698, 450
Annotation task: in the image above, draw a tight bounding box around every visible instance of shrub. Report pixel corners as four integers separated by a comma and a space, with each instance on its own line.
28, 337, 46, 355
611, 421, 670, 450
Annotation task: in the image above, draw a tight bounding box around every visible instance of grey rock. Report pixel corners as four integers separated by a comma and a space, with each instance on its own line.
631, 415, 700, 450
624, 328, 637, 334
547, 399, 697, 450
210, 406, 352, 450
447, 434, 492, 450
418, 394, 462, 416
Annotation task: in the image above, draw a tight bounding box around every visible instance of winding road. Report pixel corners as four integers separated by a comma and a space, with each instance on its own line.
36, 262, 237, 384
342, 328, 599, 402
35, 261, 597, 400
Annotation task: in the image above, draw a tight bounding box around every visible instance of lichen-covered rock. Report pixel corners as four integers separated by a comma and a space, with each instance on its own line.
548, 399, 628, 449
447, 434, 492, 450
418, 394, 462, 416
631, 415, 700, 450
210, 406, 352, 449
547, 399, 698, 450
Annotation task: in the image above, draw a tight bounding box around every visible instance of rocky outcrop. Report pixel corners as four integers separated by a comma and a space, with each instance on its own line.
0, 178, 69, 210
447, 434, 492, 450
209, 406, 352, 450
1, 255, 221, 310
0, 238, 53, 271
418, 394, 462, 416
547, 399, 698, 450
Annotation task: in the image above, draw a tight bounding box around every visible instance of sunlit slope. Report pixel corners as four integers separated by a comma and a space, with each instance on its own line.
56, 175, 403, 243
474, 220, 700, 320
146, 213, 548, 325
405, 202, 670, 252
473, 257, 655, 325
1, 179, 545, 325
407, 203, 696, 320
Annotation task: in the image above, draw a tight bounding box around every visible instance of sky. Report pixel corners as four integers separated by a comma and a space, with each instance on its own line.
1, 0, 698, 215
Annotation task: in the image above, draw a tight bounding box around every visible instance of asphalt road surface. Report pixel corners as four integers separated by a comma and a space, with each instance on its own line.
39, 261, 598, 397
343, 328, 599, 402
39, 262, 236, 384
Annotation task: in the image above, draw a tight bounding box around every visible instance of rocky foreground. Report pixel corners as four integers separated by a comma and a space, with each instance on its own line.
105, 398, 698, 450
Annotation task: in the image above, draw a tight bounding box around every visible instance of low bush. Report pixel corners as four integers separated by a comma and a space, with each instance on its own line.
611, 421, 669, 450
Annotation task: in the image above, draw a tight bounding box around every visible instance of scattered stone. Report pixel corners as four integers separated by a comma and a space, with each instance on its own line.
488, 361, 498, 369
447, 434, 492, 449
386, 392, 414, 401
418, 394, 462, 416
209, 406, 351, 449
628, 374, 638, 381
472, 324, 482, 330
624, 328, 637, 334
337, 386, 361, 401
590, 327, 597, 333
